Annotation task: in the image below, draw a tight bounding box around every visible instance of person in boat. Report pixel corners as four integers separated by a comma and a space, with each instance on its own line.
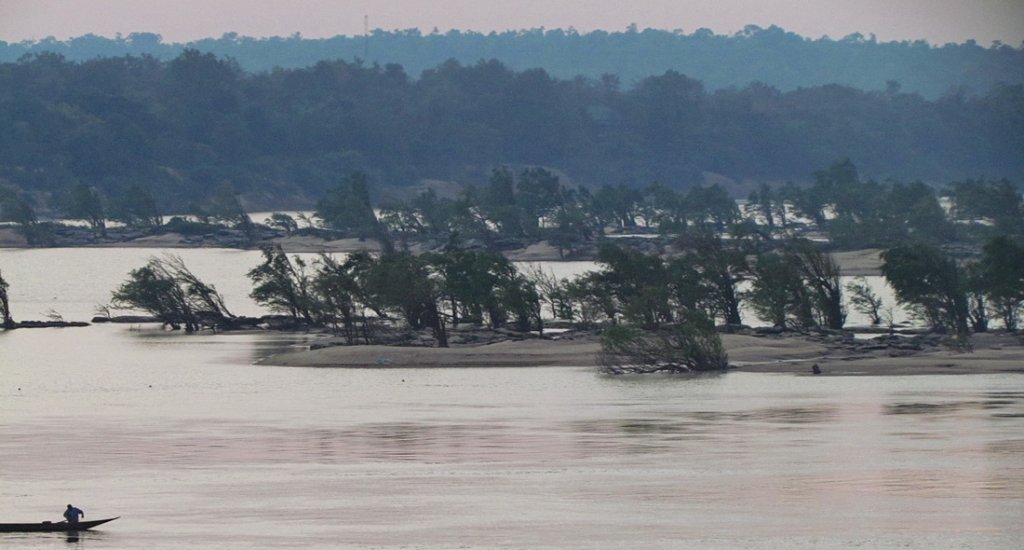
63, 504, 84, 524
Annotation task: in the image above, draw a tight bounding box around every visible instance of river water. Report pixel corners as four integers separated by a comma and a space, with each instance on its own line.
1, 248, 1022, 549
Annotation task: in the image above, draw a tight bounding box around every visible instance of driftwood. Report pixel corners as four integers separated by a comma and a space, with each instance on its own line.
7, 320, 90, 329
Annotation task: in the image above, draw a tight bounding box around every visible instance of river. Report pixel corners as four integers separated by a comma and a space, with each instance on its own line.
1, 248, 1022, 548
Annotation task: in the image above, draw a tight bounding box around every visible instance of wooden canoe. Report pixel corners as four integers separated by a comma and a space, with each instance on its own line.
0, 517, 119, 532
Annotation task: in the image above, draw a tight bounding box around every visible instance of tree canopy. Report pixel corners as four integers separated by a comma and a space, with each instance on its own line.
0, 53, 1020, 214
3, 27, 1021, 99
111, 255, 233, 332
881, 244, 970, 335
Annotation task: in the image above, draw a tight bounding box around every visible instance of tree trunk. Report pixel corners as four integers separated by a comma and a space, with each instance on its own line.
971, 295, 988, 333
426, 302, 448, 348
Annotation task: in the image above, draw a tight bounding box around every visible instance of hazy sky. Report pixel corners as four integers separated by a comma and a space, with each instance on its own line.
1, 0, 1022, 46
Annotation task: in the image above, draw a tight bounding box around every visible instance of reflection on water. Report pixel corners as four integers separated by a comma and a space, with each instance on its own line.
2, 247, 1020, 550
884, 390, 1024, 417
1, 328, 1023, 547
0, 530, 110, 546
885, 402, 969, 415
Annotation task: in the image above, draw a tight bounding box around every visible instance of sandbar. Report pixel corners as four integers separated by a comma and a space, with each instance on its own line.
263, 330, 1024, 375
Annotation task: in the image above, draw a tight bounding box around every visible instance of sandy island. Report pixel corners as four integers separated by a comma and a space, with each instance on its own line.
263, 330, 1024, 376
10, 228, 1017, 375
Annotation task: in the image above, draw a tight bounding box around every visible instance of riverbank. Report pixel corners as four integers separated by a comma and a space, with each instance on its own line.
263, 329, 1024, 375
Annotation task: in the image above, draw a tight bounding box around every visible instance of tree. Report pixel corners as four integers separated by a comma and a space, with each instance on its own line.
592, 184, 642, 230
480, 167, 522, 237
60, 182, 107, 236
747, 240, 845, 330
964, 262, 990, 333
248, 245, 315, 324
427, 245, 543, 332
311, 252, 371, 342
599, 316, 728, 374
813, 158, 862, 218
515, 167, 561, 237
108, 183, 162, 229
886, 181, 953, 244
408, 189, 460, 236
746, 251, 810, 329
558, 272, 617, 327
683, 232, 748, 325
596, 243, 674, 329
316, 172, 380, 236
3, 50, 1022, 215
546, 186, 597, 258
112, 255, 232, 332
363, 250, 448, 347
746, 182, 785, 231
0, 186, 34, 226
788, 239, 846, 329
845, 277, 884, 325
881, 244, 969, 335
7, 28, 1022, 99
264, 212, 298, 235
167, 255, 234, 318
0, 268, 14, 328
975, 236, 1024, 330
430, 246, 506, 327
112, 262, 193, 331
1, 48, 1021, 221
376, 202, 422, 239
0, 186, 53, 246
523, 265, 573, 321
207, 181, 254, 236
641, 182, 685, 231
496, 269, 543, 333
686, 184, 738, 231
946, 178, 1023, 235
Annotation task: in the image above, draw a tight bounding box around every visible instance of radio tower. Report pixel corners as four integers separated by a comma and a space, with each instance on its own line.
364, 15, 369, 59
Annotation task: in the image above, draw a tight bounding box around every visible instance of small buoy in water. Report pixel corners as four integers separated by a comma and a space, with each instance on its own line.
812, 364, 822, 375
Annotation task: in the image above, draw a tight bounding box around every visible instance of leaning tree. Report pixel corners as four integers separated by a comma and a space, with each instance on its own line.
112, 255, 233, 333
0, 268, 14, 329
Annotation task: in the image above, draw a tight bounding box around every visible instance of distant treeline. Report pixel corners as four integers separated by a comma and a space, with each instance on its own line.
0, 51, 1021, 211
3, 26, 1022, 99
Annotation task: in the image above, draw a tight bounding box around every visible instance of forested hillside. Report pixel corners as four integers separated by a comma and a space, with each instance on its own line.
0, 51, 1021, 211
2, 27, 1022, 99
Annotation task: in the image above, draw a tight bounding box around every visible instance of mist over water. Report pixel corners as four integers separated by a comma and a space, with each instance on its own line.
1, 248, 1022, 548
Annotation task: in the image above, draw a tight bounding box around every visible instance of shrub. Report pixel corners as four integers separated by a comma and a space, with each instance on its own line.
599, 317, 728, 374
